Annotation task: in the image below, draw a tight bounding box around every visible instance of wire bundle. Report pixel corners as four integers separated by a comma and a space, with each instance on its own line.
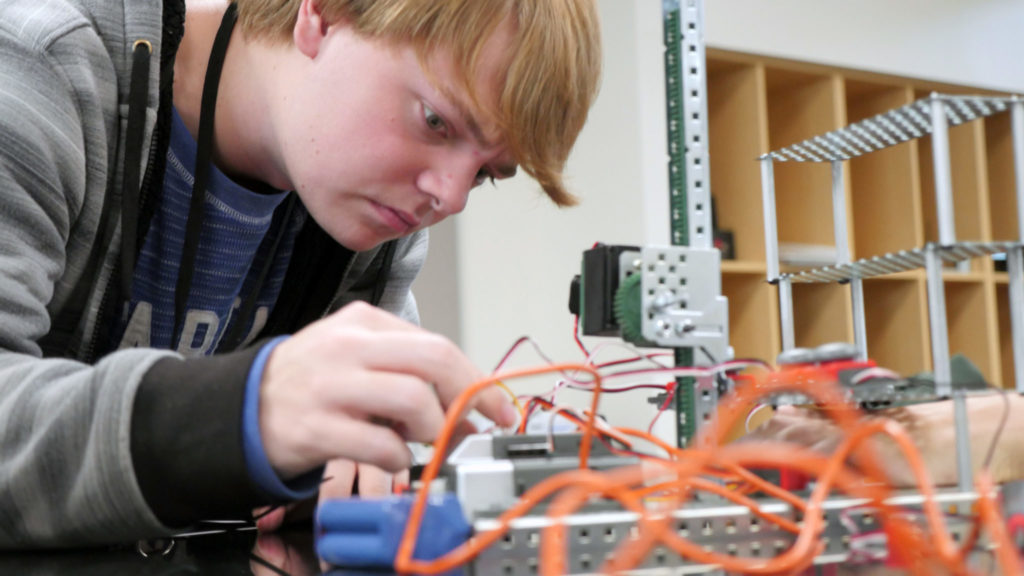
394, 361, 1019, 575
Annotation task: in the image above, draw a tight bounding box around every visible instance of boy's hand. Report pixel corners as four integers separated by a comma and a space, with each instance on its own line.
257, 301, 517, 480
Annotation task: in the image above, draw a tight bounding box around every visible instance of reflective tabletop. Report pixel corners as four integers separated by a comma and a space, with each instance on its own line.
0, 527, 1001, 576
0, 529, 385, 576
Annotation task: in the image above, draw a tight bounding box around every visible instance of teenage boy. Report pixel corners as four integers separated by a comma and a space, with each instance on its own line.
0, 0, 601, 547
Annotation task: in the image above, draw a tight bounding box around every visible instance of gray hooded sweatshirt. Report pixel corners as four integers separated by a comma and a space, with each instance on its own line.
0, 0, 427, 548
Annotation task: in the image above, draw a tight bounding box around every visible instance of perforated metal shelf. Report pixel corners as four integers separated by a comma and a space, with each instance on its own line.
762, 94, 1014, 163
774, 241, 1020, 284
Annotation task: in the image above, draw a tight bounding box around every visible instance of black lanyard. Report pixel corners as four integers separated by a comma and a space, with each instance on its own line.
173, 3, 297, 351
173, 2, 237, 341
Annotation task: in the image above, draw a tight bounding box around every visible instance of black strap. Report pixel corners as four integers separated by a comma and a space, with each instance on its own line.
121, 40, 153, 297
173, 2, 238, 344
219, 194, 299, 351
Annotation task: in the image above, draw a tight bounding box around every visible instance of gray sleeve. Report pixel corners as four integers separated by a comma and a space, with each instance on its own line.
0, 25, 178, 547
332, 229, 429, 326
383, 229, 428, 325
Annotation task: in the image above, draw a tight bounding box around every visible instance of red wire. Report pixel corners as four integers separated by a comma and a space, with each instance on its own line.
572, 315, 590, 357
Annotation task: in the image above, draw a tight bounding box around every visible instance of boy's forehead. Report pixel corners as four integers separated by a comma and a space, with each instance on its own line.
422, 17, 517, 147
440, 83, 504, 148
418, 53, 510, 148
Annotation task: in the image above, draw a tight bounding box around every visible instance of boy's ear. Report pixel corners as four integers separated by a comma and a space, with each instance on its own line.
293, 0, 331, 59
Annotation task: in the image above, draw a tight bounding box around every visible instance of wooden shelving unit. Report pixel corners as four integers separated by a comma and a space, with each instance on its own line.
706, 49, 1022, 387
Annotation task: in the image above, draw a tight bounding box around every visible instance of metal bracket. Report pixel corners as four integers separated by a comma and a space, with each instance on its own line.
619, 246, 729, 362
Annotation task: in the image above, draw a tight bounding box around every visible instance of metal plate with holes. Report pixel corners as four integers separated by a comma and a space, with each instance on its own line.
764, 95, 1012, 163
623, 246, 729, 357
776, 241, 1021, 284
469, 490, 981, 575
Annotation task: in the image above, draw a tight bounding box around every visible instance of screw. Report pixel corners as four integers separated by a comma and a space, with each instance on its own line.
675, 320, 695, 335
652, 293, 674, 310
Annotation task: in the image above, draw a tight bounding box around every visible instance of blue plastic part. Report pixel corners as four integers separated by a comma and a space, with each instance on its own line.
315, 493, 470, 573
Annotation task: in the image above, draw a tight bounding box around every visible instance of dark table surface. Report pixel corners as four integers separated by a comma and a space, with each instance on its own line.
0, 527, 999, 576
0, 529, 398, 576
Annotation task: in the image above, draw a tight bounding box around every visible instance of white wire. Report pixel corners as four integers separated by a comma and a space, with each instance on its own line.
744, 403, 771, 434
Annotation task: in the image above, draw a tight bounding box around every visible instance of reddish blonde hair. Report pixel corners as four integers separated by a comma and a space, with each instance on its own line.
234, 0, 602, 206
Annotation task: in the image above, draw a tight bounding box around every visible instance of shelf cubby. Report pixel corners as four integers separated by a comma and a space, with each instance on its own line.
764, 67, 843, 249
918, 110, 992, 271
791, 283, 852, 349
862, 277, 929, 377
707, 59, 769, 264
944, 280, 1001, 384
845, 81, 922, 259
721, 272, 779, 363
985, 113, 1021, 242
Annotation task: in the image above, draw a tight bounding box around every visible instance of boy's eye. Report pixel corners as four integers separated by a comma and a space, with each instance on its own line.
423, 104, 446, 133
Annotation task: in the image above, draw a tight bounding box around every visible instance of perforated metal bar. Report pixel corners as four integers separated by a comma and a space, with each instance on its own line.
775, 242, 1020, 284
680, 0, 711, 250
762, 95, 1011, 163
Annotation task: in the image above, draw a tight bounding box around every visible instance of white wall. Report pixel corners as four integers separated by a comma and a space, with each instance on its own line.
706, 0, 1024, 94
413, 0, 1024, 424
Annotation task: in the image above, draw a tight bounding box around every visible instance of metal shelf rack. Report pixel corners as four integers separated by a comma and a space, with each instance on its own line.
759, 93, 1024, 491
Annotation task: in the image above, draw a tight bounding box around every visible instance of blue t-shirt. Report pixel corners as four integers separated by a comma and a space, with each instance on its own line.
112, 107, 305, 354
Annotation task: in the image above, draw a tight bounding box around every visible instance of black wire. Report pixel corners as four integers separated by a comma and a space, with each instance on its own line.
699, 345, 717, 365
252, 506, 280, 522
982, 386, 1010, 472
248, 551, 292, 576
250, 475, 335, 523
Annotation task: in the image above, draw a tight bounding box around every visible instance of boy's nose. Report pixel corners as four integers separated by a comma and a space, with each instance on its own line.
417, 161, 476, 217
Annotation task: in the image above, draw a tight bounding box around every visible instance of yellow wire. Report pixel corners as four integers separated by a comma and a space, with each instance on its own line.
495, 380, 526, 424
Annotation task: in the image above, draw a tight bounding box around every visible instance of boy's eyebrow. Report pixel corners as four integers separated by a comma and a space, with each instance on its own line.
442, 87, 520, 176
451, 98, 498, 147
449, 96, 518, 178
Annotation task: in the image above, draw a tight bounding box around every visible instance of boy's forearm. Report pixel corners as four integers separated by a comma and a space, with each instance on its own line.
130, 345, 269, 527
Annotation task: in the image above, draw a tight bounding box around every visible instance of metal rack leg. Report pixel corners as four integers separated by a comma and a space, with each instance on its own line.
953, 392, 973, 493
1008, 246, 1024, 395
925, 244, 972, 490
830, 161, 867, 360
779, 277, 795, 351
929, 95, 956, 247
761, 158, 780, 282
850, 277, 868, 361
925, 245, 952, 394
1012, 99, 1024, 241
830, 161, 851, 265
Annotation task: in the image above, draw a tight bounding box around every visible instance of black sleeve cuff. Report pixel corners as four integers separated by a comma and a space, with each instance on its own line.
130, 345, 273, 528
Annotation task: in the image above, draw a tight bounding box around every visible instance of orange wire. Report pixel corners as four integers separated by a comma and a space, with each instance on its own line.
394, 363, 602, 574
633, 478, 802, 534
392, 363, 1018, 576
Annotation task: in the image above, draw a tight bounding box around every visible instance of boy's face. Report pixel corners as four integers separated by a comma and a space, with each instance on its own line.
275, 15, 518, 252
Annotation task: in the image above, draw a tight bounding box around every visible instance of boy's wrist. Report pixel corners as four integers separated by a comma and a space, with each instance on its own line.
242, 336, 323, 500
